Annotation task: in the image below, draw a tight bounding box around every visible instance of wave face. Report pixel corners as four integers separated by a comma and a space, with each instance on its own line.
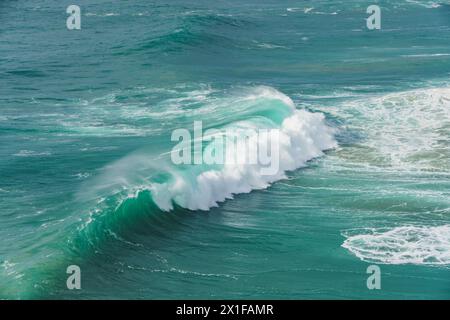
342, 225, 450, 265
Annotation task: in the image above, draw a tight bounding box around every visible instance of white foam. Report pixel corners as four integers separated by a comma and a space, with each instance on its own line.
13, 150, 52, 157
342, 225, 450, 265
320, 86, 450, 171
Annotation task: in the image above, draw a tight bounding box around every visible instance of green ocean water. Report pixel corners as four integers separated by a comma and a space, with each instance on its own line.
1, 0, 450, 299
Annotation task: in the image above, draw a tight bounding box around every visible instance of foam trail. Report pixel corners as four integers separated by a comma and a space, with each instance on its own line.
342, 225, 450, 265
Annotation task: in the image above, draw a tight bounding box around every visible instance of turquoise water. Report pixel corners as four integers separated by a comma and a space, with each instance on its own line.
1, 0, 450, 299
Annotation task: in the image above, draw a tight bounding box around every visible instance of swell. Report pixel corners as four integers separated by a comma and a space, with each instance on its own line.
66, 87, 338, 270
118, 13, 252, 56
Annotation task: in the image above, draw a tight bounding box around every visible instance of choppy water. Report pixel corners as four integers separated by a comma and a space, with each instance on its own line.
1, 0, 450, 299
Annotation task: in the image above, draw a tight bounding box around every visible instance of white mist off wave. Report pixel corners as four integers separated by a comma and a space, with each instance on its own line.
342, 225, 450, 265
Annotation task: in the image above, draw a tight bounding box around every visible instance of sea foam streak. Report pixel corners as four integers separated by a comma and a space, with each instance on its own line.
342, 225, 450, 265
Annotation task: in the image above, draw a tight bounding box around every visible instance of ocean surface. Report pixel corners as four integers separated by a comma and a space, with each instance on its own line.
1, 0, 450, 299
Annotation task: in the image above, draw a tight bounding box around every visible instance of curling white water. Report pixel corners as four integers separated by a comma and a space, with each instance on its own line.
151, 87, 337, 211
152, 111, 337, 211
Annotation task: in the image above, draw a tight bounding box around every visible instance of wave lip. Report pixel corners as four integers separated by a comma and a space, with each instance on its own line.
342, 225, 450, 265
